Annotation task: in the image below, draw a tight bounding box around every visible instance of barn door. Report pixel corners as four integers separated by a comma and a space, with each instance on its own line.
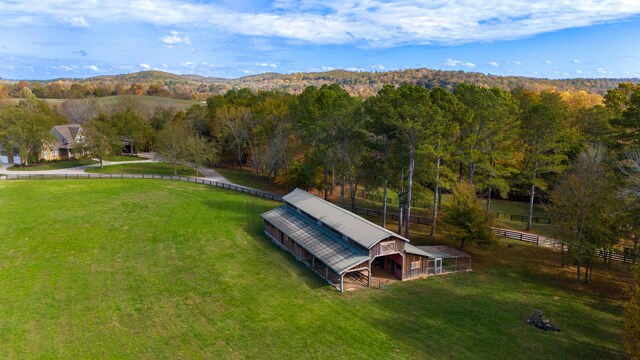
434, 258, 442, 275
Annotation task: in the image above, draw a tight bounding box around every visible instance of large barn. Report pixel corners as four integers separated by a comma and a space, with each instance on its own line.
261, 188, 470, 291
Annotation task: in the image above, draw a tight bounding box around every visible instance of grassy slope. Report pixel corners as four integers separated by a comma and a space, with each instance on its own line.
104, 155, 146, 162
215, 167, 288, 194
7, 159, 97, 171
93, 95, 197, 110
85, 162, 198, 176
0, 180, 626, 359
9, 95, 198, 110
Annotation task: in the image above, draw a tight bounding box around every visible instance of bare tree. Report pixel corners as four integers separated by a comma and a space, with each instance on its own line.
59, 99, 98, 124
549, 145, 618, 284
186, 133, 218, 176
618, 149, 640, 260
218, 106, 251, 168
156, 121, 189, 175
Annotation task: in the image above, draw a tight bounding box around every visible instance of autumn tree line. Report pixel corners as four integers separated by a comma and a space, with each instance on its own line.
1, 67, 636, 101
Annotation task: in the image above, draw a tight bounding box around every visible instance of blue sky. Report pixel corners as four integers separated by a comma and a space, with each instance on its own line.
1, 0, 640, 80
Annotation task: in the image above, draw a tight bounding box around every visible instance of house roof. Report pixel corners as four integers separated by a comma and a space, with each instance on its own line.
282, 188, 409, 249
261, 205, 370, 274
53, 124, 81, 144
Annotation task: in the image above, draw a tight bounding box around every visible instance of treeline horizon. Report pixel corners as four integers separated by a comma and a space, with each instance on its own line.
1, 68, 639, 100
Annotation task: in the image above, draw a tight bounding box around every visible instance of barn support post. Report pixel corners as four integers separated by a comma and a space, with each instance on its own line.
368, 263, 372, 288
340, 274, 344, 293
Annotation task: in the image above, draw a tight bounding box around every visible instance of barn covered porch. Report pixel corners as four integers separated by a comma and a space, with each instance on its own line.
343, 257, 400, 291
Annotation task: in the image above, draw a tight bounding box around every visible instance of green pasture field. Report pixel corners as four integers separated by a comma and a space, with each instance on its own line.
215, 167, 288, 194
0, 179, 627, 359
85, 162, 198, 176
104, 155, 146, 162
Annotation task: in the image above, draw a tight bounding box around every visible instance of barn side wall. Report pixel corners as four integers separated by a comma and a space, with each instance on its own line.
403, 253, 430, 280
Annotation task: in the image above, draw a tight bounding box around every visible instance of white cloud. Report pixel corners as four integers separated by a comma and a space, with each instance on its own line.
596, 67, 613, 75
345, 67, 366, 72
179, 61, 196, 69
576, 69, 583, 74
488, 61, 500, 67
70, 16, 89, 27
53, 65, 76, 71
242, 69, 253, 74
139, 63, 152, 70
86, 65, 100, 72
445, 59, 476, 68
160, 31, 191, 46
544, 59, 552, 64
371, 65, 386, 70
573, 58, 582, 63
256, 62, 277, 68
512, 60, 524, 66
3, 1, 640, 47
321, 66, 334, 71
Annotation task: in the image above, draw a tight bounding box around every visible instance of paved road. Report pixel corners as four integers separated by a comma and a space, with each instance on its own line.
0, 152, 231, 184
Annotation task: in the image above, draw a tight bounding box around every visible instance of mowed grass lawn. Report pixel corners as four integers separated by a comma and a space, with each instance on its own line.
8, 159, 98, 171
0, 180, 626, 359
85, 162, 198, 176
215, 167, 288, 194
104, 155, 147, 162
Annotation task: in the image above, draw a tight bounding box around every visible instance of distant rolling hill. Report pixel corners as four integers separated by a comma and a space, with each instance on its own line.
8, 69, 640, 97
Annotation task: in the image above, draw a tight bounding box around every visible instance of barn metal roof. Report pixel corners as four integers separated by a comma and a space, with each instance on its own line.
282, 189, 409, 249
261, 205, 370, 274
415, 246, 470, 259
404, 243, 433, 258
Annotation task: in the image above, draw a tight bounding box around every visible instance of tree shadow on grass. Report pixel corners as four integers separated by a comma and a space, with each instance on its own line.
357, 273, 624, 360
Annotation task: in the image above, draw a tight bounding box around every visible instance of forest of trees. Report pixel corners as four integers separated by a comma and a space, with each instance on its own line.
1, 68, 638, 101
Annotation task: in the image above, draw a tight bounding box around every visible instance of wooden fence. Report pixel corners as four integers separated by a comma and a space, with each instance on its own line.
491, 226, 637, 264
493, 211, 552, 224
491, 227, 540, 244
597, 248, 638, 264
